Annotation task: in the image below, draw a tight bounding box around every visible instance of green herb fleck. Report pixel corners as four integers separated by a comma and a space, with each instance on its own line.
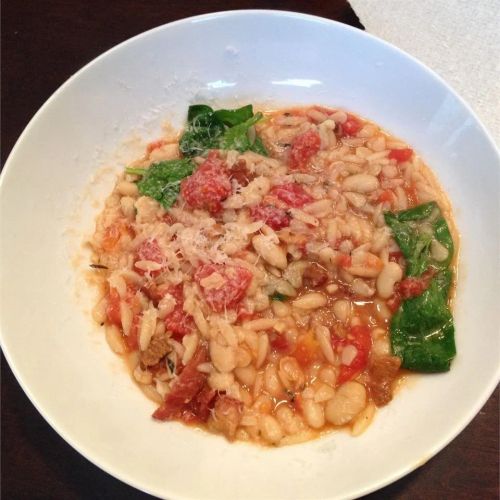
270, 292, 287, 301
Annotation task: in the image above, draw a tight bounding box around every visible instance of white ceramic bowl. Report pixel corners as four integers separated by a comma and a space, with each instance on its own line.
1, 10, 499, 500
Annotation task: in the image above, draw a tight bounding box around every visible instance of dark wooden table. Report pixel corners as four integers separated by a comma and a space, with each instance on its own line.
1, 1, 498, 498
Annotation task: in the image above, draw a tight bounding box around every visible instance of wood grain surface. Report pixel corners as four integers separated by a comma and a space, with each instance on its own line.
1, 1, 498, 498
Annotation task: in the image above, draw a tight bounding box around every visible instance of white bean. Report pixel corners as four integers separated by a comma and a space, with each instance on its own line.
293, 292, 327, 310
256, 333, 270, 369
275, 405, 304, 435
314, 325, 336, 364
272, 301, 292, 317
278, 356, 305, 391
117, 180, 139, 197
344, 192, 366, 208
235, 365, 257, 387
264, 364, 284, 398
252, 234, 287, 269
301, 398, 325, 429
105, 324, 126, 354
325, 381, 366, 426
259, 415, 284, 444
430, 239, 449, 262
210, 340, 236, 373
342, 174, 379, 193
314, 383, 336, 403
333, 300, 351, 322
376, 262, 403, 299
244, 318, 278, 331
138, 308, 157, 351
351, 278, 375, 297
209, 372, 235, 392
318, 366, 337, 387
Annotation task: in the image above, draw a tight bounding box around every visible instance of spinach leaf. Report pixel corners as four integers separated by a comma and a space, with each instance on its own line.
179, 104, 267, 157
179, 108, 225, 157
218, 113, 264, 152
250, 136, 268, 156
270, 292, 288, 301
390, 270, 456, 372
125, 159, 195, 209
214, 104, 254, 126
384, 201, 453, 277
187, 104, 215, 122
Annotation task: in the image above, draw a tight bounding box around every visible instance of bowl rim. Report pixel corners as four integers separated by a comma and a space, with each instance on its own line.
1, 9, 499, 500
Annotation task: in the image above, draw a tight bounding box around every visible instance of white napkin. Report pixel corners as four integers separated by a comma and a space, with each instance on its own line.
350, 0, 500, 146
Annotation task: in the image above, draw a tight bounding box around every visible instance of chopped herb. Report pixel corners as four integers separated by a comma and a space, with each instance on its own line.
125, 159, 195, 209
166, 357, 175, 374
270, 292, 288, 301
285, 389, 295, 401
89, 263, 109, 269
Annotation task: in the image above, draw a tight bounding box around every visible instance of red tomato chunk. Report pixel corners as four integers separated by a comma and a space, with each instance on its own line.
270, 183, 313, 208
333, 325, 372, 385
195, 263, 253, 312
153, 346, 213, 423
180, 151, 231, 214
134, 238, 164, 276
289, 129, 321, 170
339, 114, 362, 137
398, 273, 432, 299
388, 148, 413, 163
250, 204, 290, 230
163, 284, 194, 340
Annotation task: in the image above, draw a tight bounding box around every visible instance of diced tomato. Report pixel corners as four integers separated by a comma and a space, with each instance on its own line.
153, 345, 209, 422
181, 386, 217, 424
399, 276, 429, 299
106, 285, 140, 325
101, 220, 133, 253
386, 294, 402, 313
106, 285, 141, 351
378, 189, 395, 204
388, 251, 404, 263
270, 333, 291, 353
250, 204, 290, 230
195, 264, 253, 312
289, 129, 321, 170
134, 238, 164, 276
293, 393, 303, 413
180, 151, 231, 214
339, 114, 362, 137
162, 212, 176, 225
293, 332, 321, 368
124, 315, 140, 351
236, 307, 256, 322
334, 325, 372, 384
141, 282, 169, 304
269, 183, 313, 208
163, 284, 194, 340
337, 254, 352, 268
388, 148, 413, 163
146, 139, 166, 155
230, 159, 254, 187
302, 262, 328, 288
404, 183, 419, 206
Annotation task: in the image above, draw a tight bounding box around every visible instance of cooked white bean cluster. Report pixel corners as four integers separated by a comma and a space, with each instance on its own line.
90, 105, 452, 445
